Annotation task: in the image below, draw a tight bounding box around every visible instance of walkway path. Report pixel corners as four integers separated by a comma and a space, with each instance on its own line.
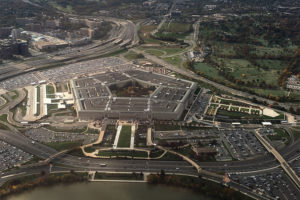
113, 125, 122, 149
130, 124, 135, 149
146, 127, 153, 146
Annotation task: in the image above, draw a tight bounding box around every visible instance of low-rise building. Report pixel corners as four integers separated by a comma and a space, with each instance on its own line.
192, 146, 217, 156
286, 75, 300, 91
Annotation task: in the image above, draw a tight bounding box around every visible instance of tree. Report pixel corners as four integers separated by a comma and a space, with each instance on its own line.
160, 169, 165, 179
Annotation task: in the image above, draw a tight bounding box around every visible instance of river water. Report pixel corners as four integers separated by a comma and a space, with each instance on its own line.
6, 182, 214, 200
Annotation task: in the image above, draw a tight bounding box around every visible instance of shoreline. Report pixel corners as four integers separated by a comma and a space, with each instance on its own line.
0, 172, 255, 200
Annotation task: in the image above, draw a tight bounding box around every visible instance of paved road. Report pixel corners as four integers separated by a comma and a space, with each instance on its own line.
1, 128, 299, 199
0, 17, 138, 82
1, 128, 300, 177
255, 129, 300, 189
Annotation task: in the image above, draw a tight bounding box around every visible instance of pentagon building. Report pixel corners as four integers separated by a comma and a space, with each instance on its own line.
70, 69, 197, 121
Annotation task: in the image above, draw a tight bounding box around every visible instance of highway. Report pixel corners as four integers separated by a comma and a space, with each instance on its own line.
1, 128, 300, 177
0, 16, 138, 82
2, 128, 300, 199
254, 129, 300, 189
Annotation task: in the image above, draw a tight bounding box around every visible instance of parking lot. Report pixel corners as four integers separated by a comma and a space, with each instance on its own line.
23, 128, 98, 145
0, 140, 33, 171
221, 129, 266, 160
154, 128, 266, 161
230, 170, 300, 200
0, 57, 132, 90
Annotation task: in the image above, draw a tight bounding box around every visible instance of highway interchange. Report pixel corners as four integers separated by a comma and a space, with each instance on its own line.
0, 2, 299, 199
0, 123, 300, 199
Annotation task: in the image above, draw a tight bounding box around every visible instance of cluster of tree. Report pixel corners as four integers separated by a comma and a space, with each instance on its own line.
0, 171, 88, 198
93, 21, 113, 40
42, 0, 146, 15
60, 17, 87, 31
147, 172, 253, 200
289, 107, 300, 115
0, 0, 56, 27
278, 48, 300, 87
200, 14, 300, 47
151, 32, 180, 43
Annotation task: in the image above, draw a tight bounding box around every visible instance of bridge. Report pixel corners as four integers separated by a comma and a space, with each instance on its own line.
255, 129, 300, 189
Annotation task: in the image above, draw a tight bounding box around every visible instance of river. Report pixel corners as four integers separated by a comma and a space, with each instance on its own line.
6, 182, 214, 200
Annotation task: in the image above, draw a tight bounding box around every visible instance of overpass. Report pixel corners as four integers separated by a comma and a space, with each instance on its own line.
254, 129, 300, 189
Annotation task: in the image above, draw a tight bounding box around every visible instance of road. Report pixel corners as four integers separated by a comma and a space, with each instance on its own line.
0, 17, 138, 82
2, 128, 300, 199
1, 128, 300, 176
254, 129, 300, 189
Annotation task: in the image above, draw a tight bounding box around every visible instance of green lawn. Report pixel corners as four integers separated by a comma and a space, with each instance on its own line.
46, 85, 55, 99
163, 22, 192, 34
267, 129, 290, 144
217, 110, 258, 119
154, 124, 181, 131
163, 56, 182, 67
193, 62, 226, 81
11, 90, 19, 100
162, 48, 184, 55
0, 95, 9, 109
149, 149, 165, 158
36, 86, 40, 103
159, 152, 183, 161
289, 127, 300, 141
117, 126, 132, 148
0, 114, 8, 123
45, 140, 83, 151
0, 122, 10, 130
145, 49, 165, 56
47, 104, 58, 111
124, 51, 144, 60
84, 146, 95, 153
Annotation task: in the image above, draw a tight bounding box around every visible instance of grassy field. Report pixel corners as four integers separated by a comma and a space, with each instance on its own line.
267, 129, 290, 144
46, 84, 55, 99
149, 149, 165, 158
162, 22, 192, 34
36, 86, 40, 103
193, 62, 226, 81
0, 114, 8, 124
196, 16, 300, 100
11, 90, 19, 100
0, 122, 10, 130
289, 127, 300, 141
163, 56, 182, 67
145, 49, 165, 56
138, 25, 161, 44
124, 51, 144, 60
45, 140, 83, 151
159, 152, 183, 161
47, 104, 58, 111
117, 126, 132, 148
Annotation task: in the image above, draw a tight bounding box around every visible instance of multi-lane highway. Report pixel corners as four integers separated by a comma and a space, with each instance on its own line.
1, 128, 300, 177
0, 17, 138, 82
2, 127, 300, 199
